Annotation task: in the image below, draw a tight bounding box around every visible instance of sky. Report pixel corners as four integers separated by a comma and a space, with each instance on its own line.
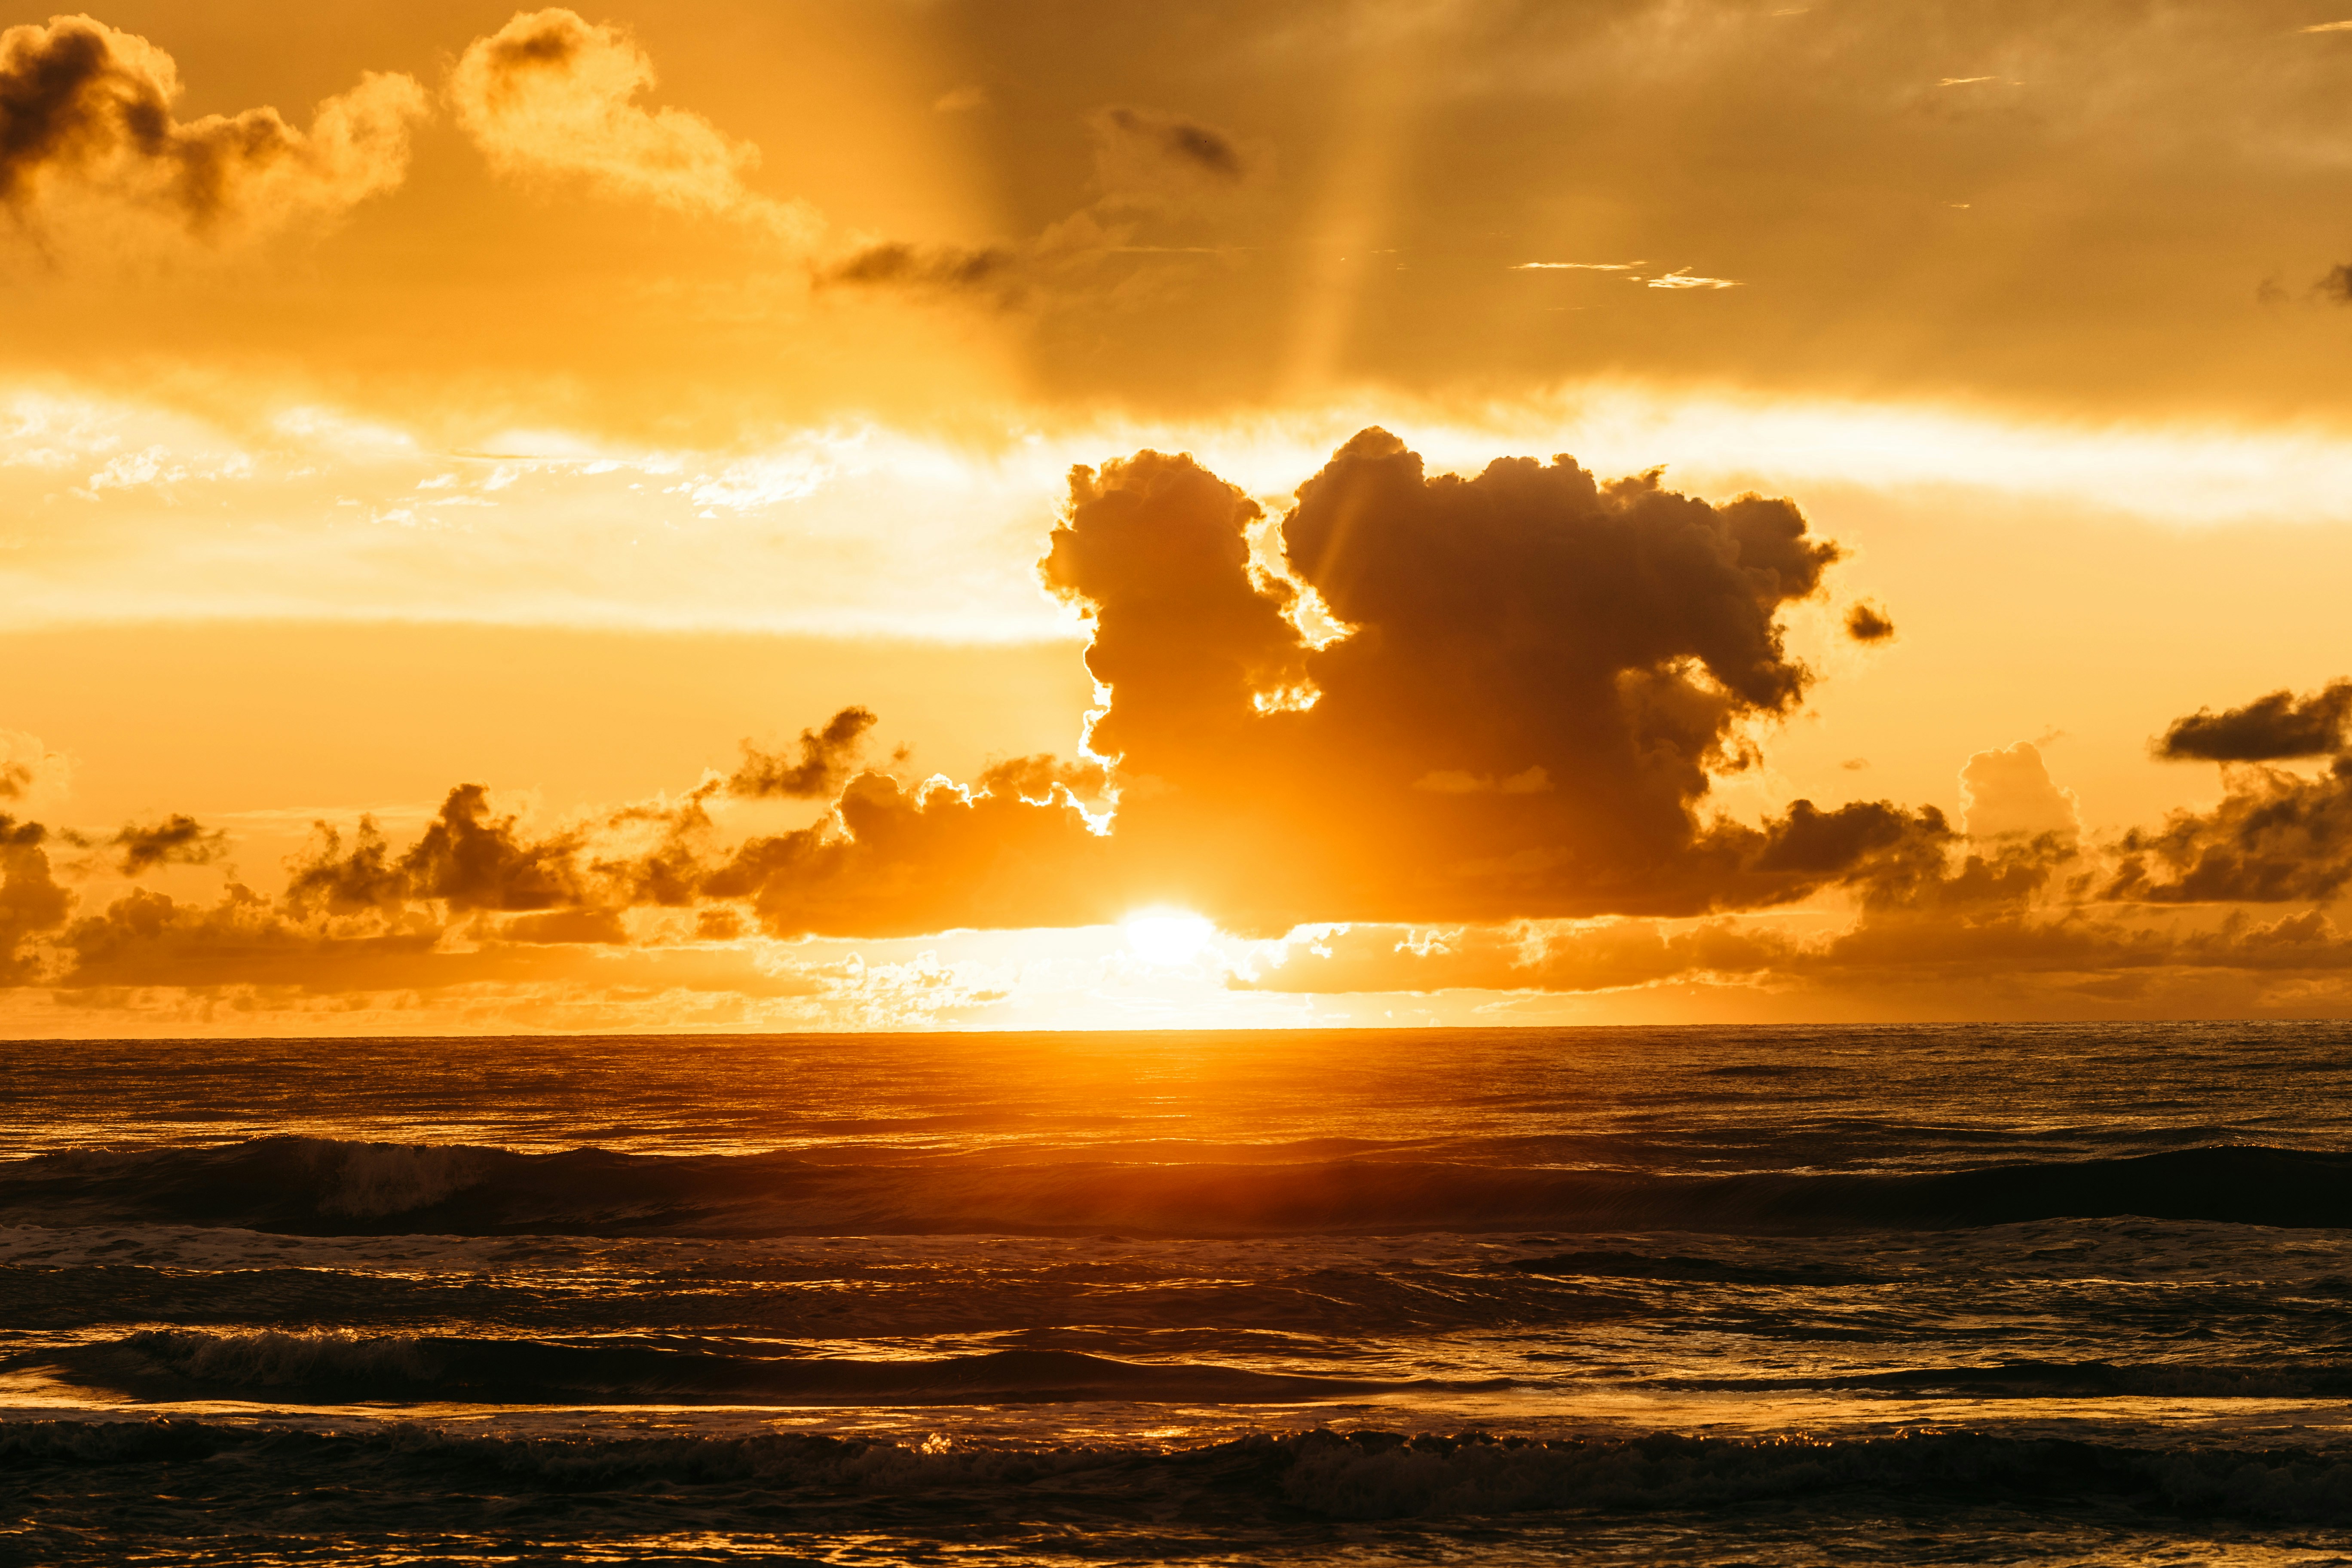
6, 0, 2352, 1033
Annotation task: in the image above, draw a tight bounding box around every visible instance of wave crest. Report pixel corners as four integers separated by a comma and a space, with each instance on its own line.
3, 1137, 2347, 1238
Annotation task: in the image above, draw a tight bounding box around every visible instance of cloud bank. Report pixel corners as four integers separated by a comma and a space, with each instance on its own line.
6, 434, 2352, 1023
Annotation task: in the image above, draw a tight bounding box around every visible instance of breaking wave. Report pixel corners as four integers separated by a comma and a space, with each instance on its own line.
2, 1137, 2348, 1238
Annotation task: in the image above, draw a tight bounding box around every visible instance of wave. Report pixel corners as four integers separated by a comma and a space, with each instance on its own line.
1645, 1358, 2352, 1400
1511, 1248, 1891, 1284
10, 1331, 1495, 1406
3, 1136, 2348, 1238
5, 1419, 2351, 1526
24, 1331, 2346, 1408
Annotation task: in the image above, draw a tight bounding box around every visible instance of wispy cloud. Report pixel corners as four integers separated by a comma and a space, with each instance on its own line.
2299, 19, 2352, 32
1642, 268, 1740, 290
1512, 260, 1644, 271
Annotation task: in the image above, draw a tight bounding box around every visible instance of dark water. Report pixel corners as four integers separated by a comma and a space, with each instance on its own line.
4, 1023, 2351, 1564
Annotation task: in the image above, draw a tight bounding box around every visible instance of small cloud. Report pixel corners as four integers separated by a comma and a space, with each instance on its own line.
2317, 264, 2352, 303
1411, 766, 1554, 795
933, 85, 988, 113
818, 240, 1015, 294
1642, 268, 1740, 290
1513, 260, 1644, 271
1840, 757, 1871, 772
1845, 602, 1896, 643
1938, 75, 1998, 86
1090, 104, 1250, 198
2299, 18, 2352, 31
1946, 202, 1971, 209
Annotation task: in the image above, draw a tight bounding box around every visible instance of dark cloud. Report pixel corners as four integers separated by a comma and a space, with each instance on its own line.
1015, 429, 1880, 931
284, 817, 408, 917
394, 784, 584, 912
2156, 680, 2352, 762
55, 882, 582, 992
96, 814, 228, 876
0, 15, 422, 237
287, 785, 588, 917
476, 9, 584, 82
821, 104, 1250, 303
1845, 602, 1896, 643
2319, 263, 2352, 304
816, 242, 1017, 293
0, 815, 68, 982
727, 707, 880, 798
2107, 758, 2352, 903
0, 761, 28, 799
1092, 106, 1247, 184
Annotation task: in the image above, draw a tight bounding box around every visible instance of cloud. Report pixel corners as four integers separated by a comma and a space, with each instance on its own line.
379, 784, 583, 912
727, 707, 879, 799
0, 816, 69, 982
1512, 261, 1643, 271
1087, 105, 1250, 202
0, 15, 425, 248
1007, 429, 1939, 931
2299, 20, 2352, 33
820, 103, 1252, 301
2156, 680, 2352, 761
88, 814, 229, 876
285, 784, 598, 919
932, 85, 987, 114
449, 8, 817, 240
1642, 269, 1741, 290
701, 770, 1119, 939
1844, 602, 1896, 643
0, 730, 67, 804
1235, 918, 1794, 996
1959, 742, 2078, 844
816, 240, 1016, 294
2108, 758, 2352, 904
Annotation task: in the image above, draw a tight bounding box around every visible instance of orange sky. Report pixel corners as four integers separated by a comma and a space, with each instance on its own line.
7, 2, 2352, 1032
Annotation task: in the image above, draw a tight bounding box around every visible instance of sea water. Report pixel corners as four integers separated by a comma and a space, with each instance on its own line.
3, 1023, 2349, 1564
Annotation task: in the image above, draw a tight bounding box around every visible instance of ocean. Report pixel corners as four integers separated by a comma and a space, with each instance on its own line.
3, 1023, 2349, 1565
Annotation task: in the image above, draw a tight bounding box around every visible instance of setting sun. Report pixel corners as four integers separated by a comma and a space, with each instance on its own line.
1122, 910, 1218, 968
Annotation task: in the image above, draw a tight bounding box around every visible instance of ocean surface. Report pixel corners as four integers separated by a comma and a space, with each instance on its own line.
3, 1023, 2351, 1565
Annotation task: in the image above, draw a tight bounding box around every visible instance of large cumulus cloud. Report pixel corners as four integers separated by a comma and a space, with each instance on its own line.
1015, 428, 1935, 931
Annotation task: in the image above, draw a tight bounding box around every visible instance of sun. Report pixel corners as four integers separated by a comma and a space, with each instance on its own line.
1123, 909, 1217, 967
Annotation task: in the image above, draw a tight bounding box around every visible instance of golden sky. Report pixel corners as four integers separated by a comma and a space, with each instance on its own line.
7, 1, 2352, 1032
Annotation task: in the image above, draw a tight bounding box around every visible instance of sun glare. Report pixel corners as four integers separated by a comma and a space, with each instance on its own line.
1123, 910, 1217, 967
